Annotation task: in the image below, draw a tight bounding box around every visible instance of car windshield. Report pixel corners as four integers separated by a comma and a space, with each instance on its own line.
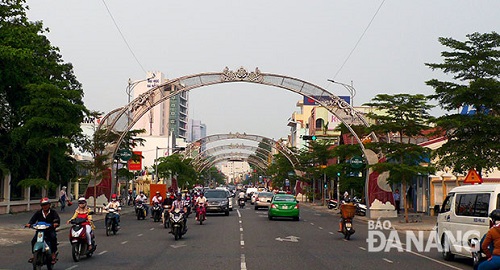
273, 196, 296, 202
259, 192, 273, 198
205, 191, 227, 198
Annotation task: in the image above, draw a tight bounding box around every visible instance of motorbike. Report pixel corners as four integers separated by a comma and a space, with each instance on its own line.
238, 198, 245, 208
152, 202, 162, 222
169, 208, 186, 240
353, 197, 367, 216
135, 201, 147, 220
340, 204, 356, 240
196, 204, 206, 225
162, 205, 172, 229
29, 222, 57, 270
103, 204, 120, 236
327, 199, 338, 209
69, 217, 96, 262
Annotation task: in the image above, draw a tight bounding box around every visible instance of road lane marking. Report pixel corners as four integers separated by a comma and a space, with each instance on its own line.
137, 233, 143, 237
329, 232, 334, 235
404, 248, 463, 270
310, 223, 315, 225
359, 247, 366, 250
240, 241, 245, 246
239, 220, 242, 224
65, 266, 78, 270
150, 228, 154, 230
241, 254, 247, 270
240, 228, 243, 232
121, 241, 128, 244
237, 209, 241, 218
98, 250, 107, 255
383, 258, 393, 263
318, 227, 323, 230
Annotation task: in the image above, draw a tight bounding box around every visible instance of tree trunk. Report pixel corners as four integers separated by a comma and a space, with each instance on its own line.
402, 181, 409, 223
46, 150, 51, 181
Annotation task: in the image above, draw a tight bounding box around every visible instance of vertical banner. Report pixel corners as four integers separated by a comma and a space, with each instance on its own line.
128, 151, 142, 171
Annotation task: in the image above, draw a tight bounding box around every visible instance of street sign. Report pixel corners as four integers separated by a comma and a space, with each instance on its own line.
463, 169, 483, 184
350, 156, 364, 169
119, 149, 132, 161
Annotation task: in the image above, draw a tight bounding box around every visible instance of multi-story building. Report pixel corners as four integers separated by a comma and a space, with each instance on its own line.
131, 71, 189, 169
187, 119, 207, 143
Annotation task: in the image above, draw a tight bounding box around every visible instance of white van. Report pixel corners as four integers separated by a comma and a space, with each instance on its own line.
437, 184, 500, 261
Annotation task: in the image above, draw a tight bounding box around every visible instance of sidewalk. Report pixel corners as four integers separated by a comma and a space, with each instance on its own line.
302, 201, 437, 232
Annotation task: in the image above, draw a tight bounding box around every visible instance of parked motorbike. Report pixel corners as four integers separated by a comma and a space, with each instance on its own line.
327, 199, 338, 209
353, 197, 367, 216
135, 201, 147, 220
238, 198, 245, 208
169, 209, 186, 240
340, 204, 356, 240
29, 222, 57, 270
69, 217, 96, 262
162, 205, 171, 229
103, 204, 120, 236
152, 202, 162, 222
196, 204, 206, 225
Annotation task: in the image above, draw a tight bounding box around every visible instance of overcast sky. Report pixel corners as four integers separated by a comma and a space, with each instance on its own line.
26, 1, 500, 140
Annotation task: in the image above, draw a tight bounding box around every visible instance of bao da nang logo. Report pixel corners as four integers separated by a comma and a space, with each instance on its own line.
366, 218, 480, 253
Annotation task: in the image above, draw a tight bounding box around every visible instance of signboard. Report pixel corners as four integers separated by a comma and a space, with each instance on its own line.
128, 151, 142, 171
119, 149, 133, 161
463, 169, 483, 184
350, 156, 364, 169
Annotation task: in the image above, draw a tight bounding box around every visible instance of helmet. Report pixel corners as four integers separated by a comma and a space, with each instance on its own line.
40, 198, 50, 205
156, 191, 160, 194
78, 197, 87, 204
490, 209, 500, 222
111, 194, 117, 200
176, 193, 182, 199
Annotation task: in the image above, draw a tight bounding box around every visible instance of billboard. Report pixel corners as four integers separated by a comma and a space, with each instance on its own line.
128, 151, 143, 171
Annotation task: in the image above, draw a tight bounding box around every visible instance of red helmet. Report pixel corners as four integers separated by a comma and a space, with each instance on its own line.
40, 198, 50, 205
111, 194, 117, 200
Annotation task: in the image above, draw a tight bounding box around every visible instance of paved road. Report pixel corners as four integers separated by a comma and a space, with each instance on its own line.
0, 201, 475, 270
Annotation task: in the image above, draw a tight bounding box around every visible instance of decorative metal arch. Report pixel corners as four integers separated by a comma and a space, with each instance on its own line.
191, 143, 270, 167
98, 67, 378, 194
196, 152, 268, 173
186, 133, 298, 168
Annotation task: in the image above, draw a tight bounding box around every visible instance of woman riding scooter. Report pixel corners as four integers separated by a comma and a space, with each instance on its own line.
67, 198, 95, 250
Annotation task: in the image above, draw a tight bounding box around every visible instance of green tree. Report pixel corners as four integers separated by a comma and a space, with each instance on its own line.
1, 1, 87, 197
426, 32, 500, 175
266, 152, 295, 189
364, 94, 435, 222
157, 154, 197, 190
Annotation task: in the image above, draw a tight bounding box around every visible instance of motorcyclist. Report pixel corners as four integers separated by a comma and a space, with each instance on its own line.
478, 209, 500, 270
26, 198, 60, 264
195, 192, 208, 221
170, 193, 188, 232
135, 191, 149, 215
104, 194, 121, 228
151, 191, 163, 218
67, 197, 95, 250
238, 190, 246, 204
338, 198, 355, 232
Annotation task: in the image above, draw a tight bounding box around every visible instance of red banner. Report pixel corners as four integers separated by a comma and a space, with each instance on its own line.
128, 151, 142, 171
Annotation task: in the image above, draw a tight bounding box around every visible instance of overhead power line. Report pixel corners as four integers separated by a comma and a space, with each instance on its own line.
332, 0, 386, 80
101, 0, 147, 74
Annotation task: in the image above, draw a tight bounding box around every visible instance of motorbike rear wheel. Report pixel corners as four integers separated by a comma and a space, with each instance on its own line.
71, 243, 81, 262
106, 219, 112, 236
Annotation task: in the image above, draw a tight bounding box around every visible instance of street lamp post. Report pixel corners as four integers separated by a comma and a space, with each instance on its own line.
125, 74, 156, 124
327, 79, 357, 107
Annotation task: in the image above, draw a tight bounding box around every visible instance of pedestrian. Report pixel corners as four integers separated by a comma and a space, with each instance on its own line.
59, 186, 67, 212
393, 189, 401, 215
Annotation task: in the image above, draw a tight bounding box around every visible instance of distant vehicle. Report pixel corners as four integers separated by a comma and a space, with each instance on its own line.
236, 184, 243, 191
204, 189, 230, 216
251, 192, 259, 205
268, 194, 299, 221
254, 192, 273, 210
246, 187, 258, 200
215, 187, 234, 211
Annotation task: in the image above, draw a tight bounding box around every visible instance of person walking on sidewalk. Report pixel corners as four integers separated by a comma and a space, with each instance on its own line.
393, 189, 401, 215
59, 186, 67, 212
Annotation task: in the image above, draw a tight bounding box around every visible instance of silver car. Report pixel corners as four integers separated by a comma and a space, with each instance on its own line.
254, 192, 274, 210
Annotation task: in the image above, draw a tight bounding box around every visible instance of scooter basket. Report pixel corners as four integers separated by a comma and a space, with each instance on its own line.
340, 204, 356, 219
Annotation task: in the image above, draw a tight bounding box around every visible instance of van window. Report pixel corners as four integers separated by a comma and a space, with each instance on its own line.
441, 193, 453, 213
455, 193, 490, 217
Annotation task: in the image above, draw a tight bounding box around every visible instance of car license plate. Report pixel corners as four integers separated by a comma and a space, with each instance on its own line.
346, 223, 352, 228
282, 205, 288, 209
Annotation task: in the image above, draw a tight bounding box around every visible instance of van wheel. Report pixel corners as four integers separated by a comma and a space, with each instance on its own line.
441, 235, 455, 261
